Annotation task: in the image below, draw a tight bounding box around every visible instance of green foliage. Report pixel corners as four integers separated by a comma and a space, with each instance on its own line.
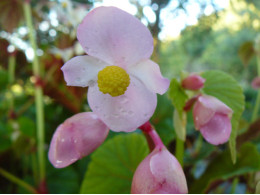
238, 41, 255, 66
190, 143, 260, 193
0, 69, 8, 91
47, 163, 80, 194
152, 94, 175, 145
202, 70, 245, 163
17, 117, 35, 137
168, 78, 188, 117
0, 123, 11, 152
80, 133, 149, 194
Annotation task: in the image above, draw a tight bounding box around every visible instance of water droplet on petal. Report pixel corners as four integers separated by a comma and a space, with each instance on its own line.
113, 114, 119, 118
121, 96, 129, 104
128, 110, 134, 116
88, 80, 95, 87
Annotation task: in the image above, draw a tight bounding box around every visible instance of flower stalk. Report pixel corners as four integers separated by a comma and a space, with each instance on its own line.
139, 121, 164, 150
23, 0, 46, 183
176, 137, 184, 166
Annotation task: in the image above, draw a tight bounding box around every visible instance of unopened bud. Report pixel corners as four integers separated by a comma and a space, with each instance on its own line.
182, 74, 205, 90
48, 112, 109, 168
131, 147, 188, 194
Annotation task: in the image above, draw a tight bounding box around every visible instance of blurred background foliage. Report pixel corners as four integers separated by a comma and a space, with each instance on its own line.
0, 0, 260, 193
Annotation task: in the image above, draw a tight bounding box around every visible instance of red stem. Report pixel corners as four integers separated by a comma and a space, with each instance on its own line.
139, 121, 164, 150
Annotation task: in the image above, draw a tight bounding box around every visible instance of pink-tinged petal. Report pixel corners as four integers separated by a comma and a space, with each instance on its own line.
129, 59, 170, 95
131, 148, 188, 194
200, 113, 231, 145
199, 95, 233, 117
77, 6, 153, 68
48, 112, 109, 168
61, 55, 107, 87
251, 77, 260, 89
193, 95, 233, 129
193, 98, 215, 129
87, 76, 157, 132
181, 74, 205, 90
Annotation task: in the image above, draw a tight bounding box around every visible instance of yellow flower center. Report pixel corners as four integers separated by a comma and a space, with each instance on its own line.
97, 66, 130, 97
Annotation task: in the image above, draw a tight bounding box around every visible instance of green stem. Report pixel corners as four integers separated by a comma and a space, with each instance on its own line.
231, 177, 239, 194
175, 137, 184, 166
23, 1, 45, 181
251, 55, 260, 122
0, 168, 37, 193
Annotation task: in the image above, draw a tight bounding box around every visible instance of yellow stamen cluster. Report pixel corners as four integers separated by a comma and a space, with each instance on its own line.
97, 66, 130, 97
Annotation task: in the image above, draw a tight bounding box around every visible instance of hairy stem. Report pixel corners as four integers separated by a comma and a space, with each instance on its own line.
23, 1, 45, 182
139, 121, 164, 150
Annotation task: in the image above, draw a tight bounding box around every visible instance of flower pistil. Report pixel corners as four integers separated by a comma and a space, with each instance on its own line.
97, 65, 130, 97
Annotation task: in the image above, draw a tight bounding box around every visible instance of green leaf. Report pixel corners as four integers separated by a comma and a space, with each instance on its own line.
168, 78, 188, 117
190, 143, 260, 193
152, 94, 175, 145
202, 70, 245, 163
173, 109, 186, 141
80, 133, 149, 194
238, 41, 255, 66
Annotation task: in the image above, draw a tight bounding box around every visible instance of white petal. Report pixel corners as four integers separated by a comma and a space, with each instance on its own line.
61, 55, 108, 87
129, 60, 169, 95
77, 6, 153, 68
87, 76, 157, 132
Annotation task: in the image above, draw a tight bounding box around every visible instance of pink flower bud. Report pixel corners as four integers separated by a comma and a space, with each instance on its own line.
48, 112, 109, 168
181, 74, 205, 90
131, 147, 188, 194
251, 77, 260, 89
193, 95, 233, 145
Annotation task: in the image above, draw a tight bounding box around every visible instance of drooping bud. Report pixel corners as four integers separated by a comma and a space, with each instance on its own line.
131, 147, 188, 194
193, 95, 233, 145
181, 74, 205, 90
48, 112, 109, 168
251, 77, 260, 89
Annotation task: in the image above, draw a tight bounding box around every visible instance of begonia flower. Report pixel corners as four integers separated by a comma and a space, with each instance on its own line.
251, 77, 260, 89
61, 6, 169, 132
48, 112, 109, 168
193, 95, 233, 145
131, 147, 188, 194
181, 74, 205, 90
